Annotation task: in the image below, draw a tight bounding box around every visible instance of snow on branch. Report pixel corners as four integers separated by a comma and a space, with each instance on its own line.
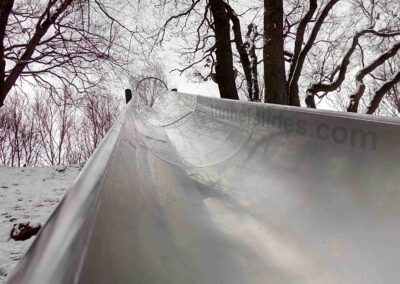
245, 23, 260, 101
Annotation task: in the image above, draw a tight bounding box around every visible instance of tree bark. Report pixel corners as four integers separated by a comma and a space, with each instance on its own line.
264, 0, 287, 105
209, 0, 239, 100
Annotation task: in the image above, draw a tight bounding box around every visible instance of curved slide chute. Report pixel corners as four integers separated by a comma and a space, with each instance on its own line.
7, 92, 400, 283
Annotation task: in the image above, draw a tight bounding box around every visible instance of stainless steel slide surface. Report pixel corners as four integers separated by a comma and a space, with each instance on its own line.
7, 92, 400, 283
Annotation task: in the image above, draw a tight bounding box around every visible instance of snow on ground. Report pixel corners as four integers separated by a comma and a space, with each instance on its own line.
0, 166, 80, 283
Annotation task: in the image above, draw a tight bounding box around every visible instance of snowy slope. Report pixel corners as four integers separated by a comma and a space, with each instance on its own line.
0, 166, 80, 283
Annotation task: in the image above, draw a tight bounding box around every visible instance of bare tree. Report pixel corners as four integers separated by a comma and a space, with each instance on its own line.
155, 0, 400, 115
0, 0, 144, 107
77, 90, 121, 161
0, 87, 121, 167
293, 0, 400, 113
33, 90, 76, 166
0, 93, 42, 166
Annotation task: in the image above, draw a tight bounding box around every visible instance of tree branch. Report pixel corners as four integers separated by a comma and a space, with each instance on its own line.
0, 0, 15, 95
306, 28, 387, 108
348, 41, 400, 112
224, 2, 253, 100
288, 0, 339, 106
367, 70, 400, 114
0, 0, 74, 106
288, 0, 317, 83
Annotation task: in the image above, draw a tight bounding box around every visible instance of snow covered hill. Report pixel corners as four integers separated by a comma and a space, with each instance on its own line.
0, 166, 80, 283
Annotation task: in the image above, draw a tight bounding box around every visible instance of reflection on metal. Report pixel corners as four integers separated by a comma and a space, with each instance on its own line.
7, 92, 400, 283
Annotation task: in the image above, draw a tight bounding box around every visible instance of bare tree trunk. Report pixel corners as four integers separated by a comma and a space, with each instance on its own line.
246, 24, 260, 101
209, 0, 239, 100
0, 0, 14, 107
224, 3, 252, 101
264, 0, 287, 105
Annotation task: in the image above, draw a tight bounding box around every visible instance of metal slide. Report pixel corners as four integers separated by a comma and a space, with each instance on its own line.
7, 92, 400, 283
